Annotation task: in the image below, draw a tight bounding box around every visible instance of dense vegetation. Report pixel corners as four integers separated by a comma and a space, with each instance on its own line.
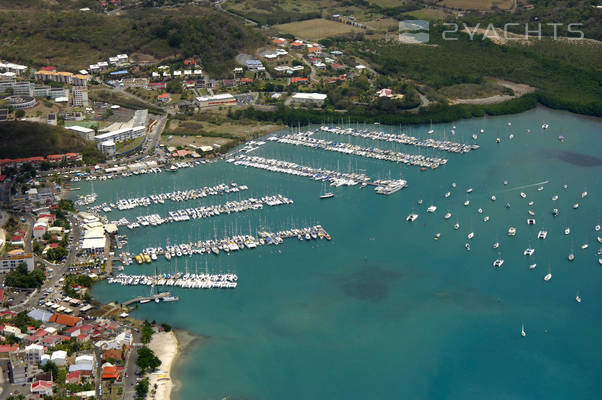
4, 263, 45, 288
233, 94, 538, 125
0, 122, 105, 163
0, 6, 264, 77
454, 0, 602, 41
352, 29, 602, 116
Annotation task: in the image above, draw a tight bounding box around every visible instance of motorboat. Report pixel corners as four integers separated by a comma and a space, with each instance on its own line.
434, 233, 441, 240
444, 212, 452, 219
528, 210, 535, 216
491, 195, 496, 201
478, 208, 483, 214
496, 137, 501, 143
576, 295, 582, 303
529, 263, 537, 270
528, 201, 534, 206
595, 225, 601, 232
568, 252, 575, 261
406, 214, 419, 222
503, 180, 509, 185
493, 242, 500, 249
467, 232, 475, 240
493, 259, 504, 268
527, 219, 536, 225
582, 191, 588, 198
508, 227, 517, 236
521, 323, 526, 337
552, 208, 559, 217
581, 243, 588, 249
573, 203, 579, 209
520, 192, 527, 199
505, 203, 511, 209
564, 227, 570, 235
320, 192, 335, 199
483, 216, 490, 222
464, 200, 470, 206
466, 188, 473, 193
418, 199, 423, 205
445, 192, 451, 198
453, 223, 460, 230
427, 205, 437, 213
544, 273, 552, 281
465, 243, 471, 251
552, 195, 558, 201
537, 186, 544, 191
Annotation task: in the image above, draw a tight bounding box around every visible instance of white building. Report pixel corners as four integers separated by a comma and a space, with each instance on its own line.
94, 126, 145, 147
0, 252, 35, 273
25, 344, 45, 364
195, 93, 237, 108
290, 92, 328, 106
72, 86, 88, 107
50, 351, 67, 367
99, 140, 116, 156
66, 125, 95, 141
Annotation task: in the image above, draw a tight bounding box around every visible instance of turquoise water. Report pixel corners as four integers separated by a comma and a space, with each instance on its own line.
89, 106, 602, 400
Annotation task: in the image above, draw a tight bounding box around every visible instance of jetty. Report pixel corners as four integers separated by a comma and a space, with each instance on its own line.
109, 273, 238, 289
88, 182, 248, 213
231, 155, 407, 194
123, 291, 174, 305
271, 133, 448, 169
120, 225, 332, 265
318, 126, 477, 153
105, 194, 294, 230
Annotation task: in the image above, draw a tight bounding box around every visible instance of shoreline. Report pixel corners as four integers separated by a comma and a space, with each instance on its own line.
146, 328, 202, 400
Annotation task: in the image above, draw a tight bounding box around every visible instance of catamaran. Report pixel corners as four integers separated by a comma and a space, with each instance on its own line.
493, 259, 504, 268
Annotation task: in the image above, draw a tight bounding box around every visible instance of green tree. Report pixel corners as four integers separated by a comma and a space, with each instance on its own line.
136, 347, 161, 373
135, 377, 150, 399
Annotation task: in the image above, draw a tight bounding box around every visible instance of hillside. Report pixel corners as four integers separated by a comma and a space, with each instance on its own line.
0, 5, 265, 77
0, 121, 104, 163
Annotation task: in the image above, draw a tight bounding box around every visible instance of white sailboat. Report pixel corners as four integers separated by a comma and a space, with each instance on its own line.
521, 323, 526, 337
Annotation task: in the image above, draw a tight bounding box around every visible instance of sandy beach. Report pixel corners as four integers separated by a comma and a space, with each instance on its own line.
147, 331, 178, 400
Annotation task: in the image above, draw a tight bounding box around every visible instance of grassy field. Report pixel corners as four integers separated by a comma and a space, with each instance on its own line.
0, 121, 104, 162
436, 0, 513, 10
275, 18, 363, 40
115, 136, 145, 154
404, 8, 449, 20
438, 81, 513, 99
89, 89, 163, 114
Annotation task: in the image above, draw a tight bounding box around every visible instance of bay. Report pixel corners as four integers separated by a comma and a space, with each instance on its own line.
89, 106, 602, 400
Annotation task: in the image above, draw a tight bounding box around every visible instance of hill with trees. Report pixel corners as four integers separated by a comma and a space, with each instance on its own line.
0, 5, 265, 77
0, 121, 105, 163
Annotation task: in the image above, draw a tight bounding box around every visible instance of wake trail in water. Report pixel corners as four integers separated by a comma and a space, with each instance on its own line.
496, 180, 550, 194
